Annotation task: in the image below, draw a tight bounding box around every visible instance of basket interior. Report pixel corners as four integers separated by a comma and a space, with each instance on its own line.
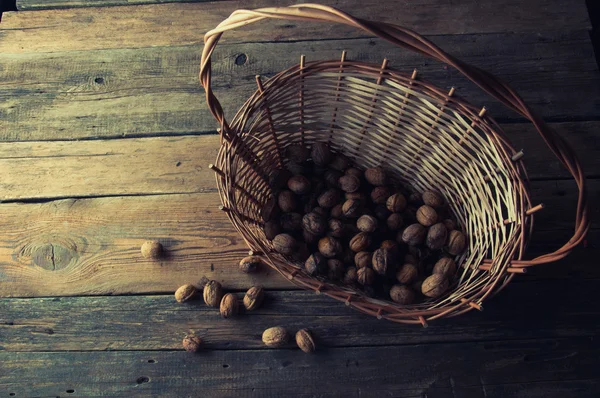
213, 59, 532, 321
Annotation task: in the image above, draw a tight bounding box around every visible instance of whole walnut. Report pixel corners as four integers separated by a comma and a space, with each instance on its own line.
269, 168, 292, 189
328, 259, 345, 280
262, 326, 290, 347
408, 191, 423, 205
302, 229, 320, 244
261, 196, 279, 223
296, 329, 316, 353
426, 223, 448, 250
286, 144, 310, 163
278, 190, 297, 213
328, 218, 345, 238
239, 256, 262, 273
280, 212, 302, 231
357, 215, 378, 233
287, 175, 311, 195
264, 220, 281, 240
389, 285, 415, 305
302, 212, 327, 236
355, 251, 372, 268
400, 223, 426, 246
318, 236, 342, 258
243, 286, 264, 310
318, 188, 341, 208
330, 204, 344, 219
372, 248, 394, 276
386, 193, 407, 213
374, 204, 391, 221
338, 175, 360, 193
422, 274, 449, 298
397, 263, 418, 284
220, 293, 239, 318
357, 266, 376, 285
380, 240, 400, 256
287, 162, 306, 176
371, 186, 392, 205
416, 205, 438, 227
311, 142, 332, 166
342, 199, 362, 217
182, 334, 202, 353
422, 190, 445, 208
305, 252, 327, 275
272, 233, 297, 255
345, 192, 366, 202
312, 206, 328, 217
447, 230, 467, 255
365, 167, 386, 186
175, 284, 197, 303
443, 218, 457, 231
349, 232, 371, 252
433, 257, 457, 277
203, 280, 223, 307
329, 154, 351, 171
344, 266, 358, 285
386, 213, 403, 231
324, 169, 342, 187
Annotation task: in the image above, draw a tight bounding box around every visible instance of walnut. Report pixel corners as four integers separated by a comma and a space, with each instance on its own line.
286, 144, 310, 163
141, 240, 163, 259
269, 168, 292, 189
355, 251, 372, 268
302, 229, 320, 244
203, 280, 223, 307
287, 175, 311, 195
261, 196, 279, 222
365, 167, 386, 186
371, 186, 392, 204
182, 334, 202, 353
408, 191, 423, 205
443, 218, 457, 231
342, 199, 362, 217
422, 274, 449, 298
324, 169, 343, 187
280, 212, 302, 232
349, 232, 371, 252
278, 190, 297, 213
345, 167, 363, 179
416, 205, 438, 227
357, 266, 376, 285
287, 161, 306, 175
328, 218, 345, 238
312, 206, 328, 217
372, 248, 394, 276
386, 213, 403, 231
174, 284, 197, 303
433, 257, 457, 277
296, 329, 316, 353
302, 212, 327, 236
311, 142, 332, 166
389, 285, 415, 305
327, 259, 345, 280
243, 286, 264, 311
318, 188, 341, 208
400, 223, 426, 246
404, 253, 418, 265
422, 190, 444, 208
447, 230, 467, 255
380, 240, 399, 255
239, 256, 262, 273
262, 326, 289, 347
330, 204, 344, 219
357, 215, 378, 233
272, 233, 297, 255
373, 204, 391, 221
305, 252, 327, 275
426, 223, 448, 250
329, 154, 351, 171
396, 263, 418, 284
344, 266, 358, 285
386, 193, 407, 213
220, 293, 239, 318
318, 236, 342, 258
264, 220, 281, 240
338, 175, 360, 193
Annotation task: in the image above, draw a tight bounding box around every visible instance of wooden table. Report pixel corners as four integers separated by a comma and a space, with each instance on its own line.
0, 0, 598, 396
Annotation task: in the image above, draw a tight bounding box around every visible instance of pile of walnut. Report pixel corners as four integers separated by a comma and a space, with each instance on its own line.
263, 142, 467, 305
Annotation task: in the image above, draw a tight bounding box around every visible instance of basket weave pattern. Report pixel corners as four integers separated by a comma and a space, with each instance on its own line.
201, 4, 589, 324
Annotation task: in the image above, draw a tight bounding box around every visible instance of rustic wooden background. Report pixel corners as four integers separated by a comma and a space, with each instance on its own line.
0, 0, 598, 396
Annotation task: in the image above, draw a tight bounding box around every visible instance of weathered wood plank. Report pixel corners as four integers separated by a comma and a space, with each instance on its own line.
2, 0, 591, 52
449, 380, 600, 398
0, 338, 597, 397
0, 280, 598, 351
1, 32, 598, 141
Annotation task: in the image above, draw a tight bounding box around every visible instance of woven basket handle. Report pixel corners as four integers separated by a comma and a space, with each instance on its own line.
200, 3, 589, 267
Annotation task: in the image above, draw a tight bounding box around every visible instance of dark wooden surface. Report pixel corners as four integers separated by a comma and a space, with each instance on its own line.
0, 0, 598, 396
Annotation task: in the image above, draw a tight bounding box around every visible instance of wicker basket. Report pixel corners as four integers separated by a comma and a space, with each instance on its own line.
200, 4, 589, 325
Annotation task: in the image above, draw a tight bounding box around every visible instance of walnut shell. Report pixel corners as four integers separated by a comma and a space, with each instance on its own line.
287, 175, 311, 195
203, 280, 223, 307
357, 215, 378, 233
264, 220, 281, 240
357, 266, 376, 285
355, 251, 372, 268
400, 223, 427, 246
371, 186, 392, 205
286, 144, 310, 163
329, 154, 351, 171
175, 284, 197, 303
426, 223, 448, 250
318, 236, 342, 258
311, 142, 332, 166
318, 188, 341, 208
302, 212, 327, 236
422, 274, 449, 298
220, 293, 239, 318
433, 257, 457, 277
386, 213, 404, 231
416, 205, 438, 227
182, 334, 202, 353
302, 229, 320, 244
443, 219, 457, 231
389, 285, 415, 305
243, 286, 264, 311
397, 263, 418, 284
365, 167, 386, 186
342, 199, 362, 217
380, 240, 400, 257
422, 190, 445, 208
280, 212, 302, 232
262, 326, 290, 347
345, 192, 366, 202
324, 169, 343, 188
372, 247, 394, 276
305, 252, 327, 275
328, 259, 345, 280
338, 175, 360, 193
349, 232, 371, 252
345, 167, 363, 178
272, 233, 297, 255
141, 240, 163, 259
386, 193, 407, 213
344, 266, 359, 285
330, 204, 344, 219
296, 329, 316, 353
374, 204, 391, 221
328, 218, 345, 238
278, 190, 297, 213
447, 230, 467, 255
312, 206, 328, 217
239, 256, 262, 273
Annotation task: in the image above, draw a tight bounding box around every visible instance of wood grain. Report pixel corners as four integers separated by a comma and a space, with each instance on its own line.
0, 338, 597, 397
0, 280, 599, 351
2, 0, 590, 52
1, 32, 598, 141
